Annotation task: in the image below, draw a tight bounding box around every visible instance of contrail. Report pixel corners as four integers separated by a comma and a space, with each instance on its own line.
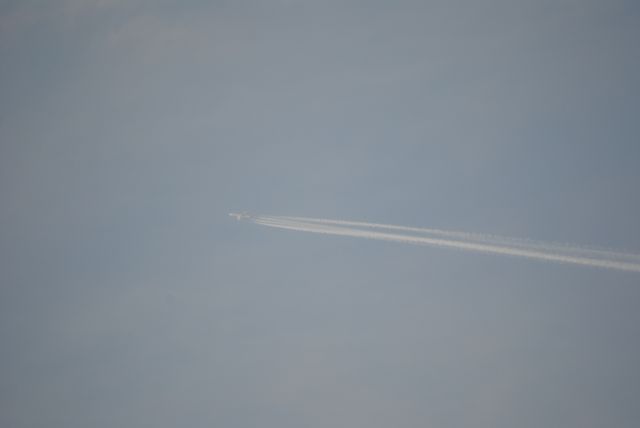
271, 215, 637, 262
251, 215, 640, 272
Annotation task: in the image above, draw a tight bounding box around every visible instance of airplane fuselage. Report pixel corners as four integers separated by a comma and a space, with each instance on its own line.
229, 212, 249, 221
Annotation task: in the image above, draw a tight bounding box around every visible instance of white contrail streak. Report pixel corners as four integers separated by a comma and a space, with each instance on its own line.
251, 216, 640, 273
272, 215, 636, 262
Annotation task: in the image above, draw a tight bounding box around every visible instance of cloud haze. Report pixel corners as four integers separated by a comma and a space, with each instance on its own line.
2, 1, 640, 427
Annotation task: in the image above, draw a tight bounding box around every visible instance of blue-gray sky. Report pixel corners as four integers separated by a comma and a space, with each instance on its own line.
1, 1, 640, 427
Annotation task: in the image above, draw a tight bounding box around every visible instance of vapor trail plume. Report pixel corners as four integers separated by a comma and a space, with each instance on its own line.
252, 216, 640, 273
274, 216, 635, 261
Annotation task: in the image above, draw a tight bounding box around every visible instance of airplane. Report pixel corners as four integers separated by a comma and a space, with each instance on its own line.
229, 212, 250, 221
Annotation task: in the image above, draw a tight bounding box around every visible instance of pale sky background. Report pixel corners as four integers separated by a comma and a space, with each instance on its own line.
1, 1, 640, 427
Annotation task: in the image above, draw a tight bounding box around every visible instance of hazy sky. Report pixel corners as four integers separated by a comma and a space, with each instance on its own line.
1, 1, 640, 427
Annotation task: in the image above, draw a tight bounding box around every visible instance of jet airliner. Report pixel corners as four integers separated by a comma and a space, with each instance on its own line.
229, 212, 250, 221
